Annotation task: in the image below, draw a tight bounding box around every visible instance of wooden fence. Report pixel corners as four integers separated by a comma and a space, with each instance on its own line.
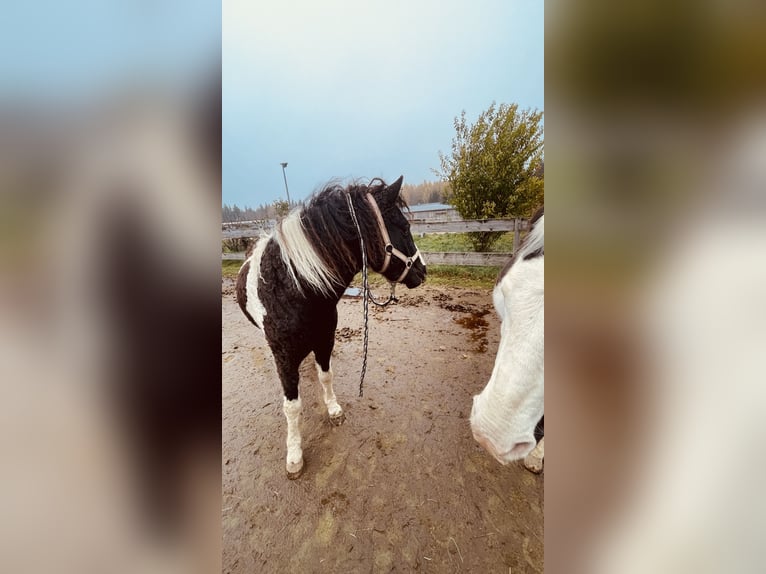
222, 218, 528, 267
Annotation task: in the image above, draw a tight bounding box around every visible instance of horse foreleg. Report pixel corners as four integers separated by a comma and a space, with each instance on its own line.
315, 360, 344, 425
273, 349, 305, 479
524, 437, 544, 474
313, 318, 344, 426
282, 396, 304, 479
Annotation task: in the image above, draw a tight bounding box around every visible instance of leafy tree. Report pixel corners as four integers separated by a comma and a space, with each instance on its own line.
437, 102, 544, 251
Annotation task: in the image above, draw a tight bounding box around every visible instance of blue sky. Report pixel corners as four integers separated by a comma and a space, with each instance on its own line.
223, 0, 543, 208
2, 1, 220, 101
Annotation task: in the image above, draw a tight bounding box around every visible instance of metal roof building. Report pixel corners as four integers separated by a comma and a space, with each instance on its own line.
406, 202, 459, 221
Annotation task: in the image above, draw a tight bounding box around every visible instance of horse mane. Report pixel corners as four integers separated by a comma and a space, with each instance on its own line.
496, 206, 544, 284
273, 178, 401, 297
517, 207, 544, 261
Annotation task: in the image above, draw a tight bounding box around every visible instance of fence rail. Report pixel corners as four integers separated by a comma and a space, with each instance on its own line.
411, 218, 523, 234
222, 217, 527, 266
222, 220, 275, 239
420, 252, 511, 267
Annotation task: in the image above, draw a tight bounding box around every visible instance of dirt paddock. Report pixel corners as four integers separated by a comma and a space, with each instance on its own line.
222, 278, 543, 573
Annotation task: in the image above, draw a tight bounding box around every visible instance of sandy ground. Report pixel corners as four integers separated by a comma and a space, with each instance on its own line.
222, 278, 543, 573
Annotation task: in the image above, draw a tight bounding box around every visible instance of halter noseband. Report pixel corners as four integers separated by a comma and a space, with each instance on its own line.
365, 193, 423, 283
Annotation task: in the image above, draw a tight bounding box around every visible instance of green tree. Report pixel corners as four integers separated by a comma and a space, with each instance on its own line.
437, 102, 544, 251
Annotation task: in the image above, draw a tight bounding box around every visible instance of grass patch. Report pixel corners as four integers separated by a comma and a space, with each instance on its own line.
353, 264, 499, 289
414, 232, 516, 253
222, 259, 242, 278
422, 265, 500, 289
223, 259, 499, 289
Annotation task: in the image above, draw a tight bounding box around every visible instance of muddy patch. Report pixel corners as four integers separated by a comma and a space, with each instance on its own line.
335, 327, 361, 341
223, 282, 543, 573
454, 309, 491, 353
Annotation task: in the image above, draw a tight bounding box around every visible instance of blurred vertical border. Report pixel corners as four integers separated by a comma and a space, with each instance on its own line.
0, 2, 221, 573
547, 0, 766, 573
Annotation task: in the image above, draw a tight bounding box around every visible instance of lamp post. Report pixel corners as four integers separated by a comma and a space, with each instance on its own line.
280, 162, 291, 204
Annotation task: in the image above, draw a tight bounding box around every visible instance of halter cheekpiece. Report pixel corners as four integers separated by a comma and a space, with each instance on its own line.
365, 193, 423, 283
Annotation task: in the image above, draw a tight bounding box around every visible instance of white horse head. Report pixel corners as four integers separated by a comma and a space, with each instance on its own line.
470, 213, 544, 464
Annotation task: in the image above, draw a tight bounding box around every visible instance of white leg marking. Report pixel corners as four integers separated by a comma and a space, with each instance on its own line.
316, 361, 344, 424
283, 397, 304, 478
524, 437, 544, 474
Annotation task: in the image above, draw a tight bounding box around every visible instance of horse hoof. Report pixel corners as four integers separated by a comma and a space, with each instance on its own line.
524, 457, 543, 474
286, 459, 304, 479
329, 412, 345, 426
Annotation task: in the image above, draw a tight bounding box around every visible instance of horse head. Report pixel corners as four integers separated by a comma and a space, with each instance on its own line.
470, 211, 544, 464
366, 176, 426, 289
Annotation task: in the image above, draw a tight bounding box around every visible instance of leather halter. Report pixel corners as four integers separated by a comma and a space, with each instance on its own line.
365, 193, 423, 283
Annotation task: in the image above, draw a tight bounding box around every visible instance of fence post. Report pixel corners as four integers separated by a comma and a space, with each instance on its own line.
513, 219, 521, 254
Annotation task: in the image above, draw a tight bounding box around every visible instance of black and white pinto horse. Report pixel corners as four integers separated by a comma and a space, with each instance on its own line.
236, 176, 426, 478
470, 207, 544, 472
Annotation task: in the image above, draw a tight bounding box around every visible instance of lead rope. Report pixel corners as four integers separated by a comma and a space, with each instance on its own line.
345, 192, 370, 397
369, 281, 398, 307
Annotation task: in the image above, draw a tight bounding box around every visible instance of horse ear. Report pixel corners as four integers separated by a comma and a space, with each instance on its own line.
384, 176, 404, 203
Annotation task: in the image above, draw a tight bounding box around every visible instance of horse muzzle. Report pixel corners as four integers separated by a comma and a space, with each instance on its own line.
470, 397, 536, 464
403, 262, 426, 289
400, 251, 426, 288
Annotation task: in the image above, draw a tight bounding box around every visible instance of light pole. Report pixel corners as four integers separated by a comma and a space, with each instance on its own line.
280, 162, 291, 204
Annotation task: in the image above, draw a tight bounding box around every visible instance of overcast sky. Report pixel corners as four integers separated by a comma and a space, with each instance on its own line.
3, 1, 219, 101
223, 0, 543, 208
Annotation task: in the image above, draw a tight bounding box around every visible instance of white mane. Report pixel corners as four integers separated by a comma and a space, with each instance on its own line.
273, 209, 342, 297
